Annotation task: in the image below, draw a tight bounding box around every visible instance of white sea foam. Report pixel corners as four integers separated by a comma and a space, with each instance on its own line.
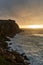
6, 31, 43, 65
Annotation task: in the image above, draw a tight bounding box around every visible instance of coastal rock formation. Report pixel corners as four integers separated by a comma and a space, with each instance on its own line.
0, 48, 30, 65
0, 19, 21, 37
0, 19, 30, 65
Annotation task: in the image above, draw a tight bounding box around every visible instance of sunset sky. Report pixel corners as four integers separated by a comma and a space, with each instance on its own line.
0, 0, 43, 27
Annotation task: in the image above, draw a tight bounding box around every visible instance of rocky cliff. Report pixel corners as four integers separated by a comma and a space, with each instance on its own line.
0, 19, 21, 37
0, 19, 30, 65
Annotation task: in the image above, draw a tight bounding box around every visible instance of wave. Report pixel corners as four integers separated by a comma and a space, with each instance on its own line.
6, 31, 43, 65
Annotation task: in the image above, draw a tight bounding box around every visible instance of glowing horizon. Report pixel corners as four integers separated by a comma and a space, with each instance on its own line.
19, 25, 43, 29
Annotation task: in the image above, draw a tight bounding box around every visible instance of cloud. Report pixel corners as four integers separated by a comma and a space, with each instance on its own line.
0, 0, 29, 17
0, 0, 43, 25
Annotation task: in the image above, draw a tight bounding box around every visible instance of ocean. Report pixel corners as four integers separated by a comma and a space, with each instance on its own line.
7, 30, 43, 65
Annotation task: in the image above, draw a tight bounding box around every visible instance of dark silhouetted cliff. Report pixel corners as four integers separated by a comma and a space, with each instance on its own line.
0, 19, 21, 37
0, 19, 30, 65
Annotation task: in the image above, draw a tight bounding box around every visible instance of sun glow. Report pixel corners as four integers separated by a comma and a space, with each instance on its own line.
19, 25, 43, 29
27, 25, 43, 29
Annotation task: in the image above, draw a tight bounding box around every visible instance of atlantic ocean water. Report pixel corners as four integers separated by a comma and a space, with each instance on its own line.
7, 30, 43, 65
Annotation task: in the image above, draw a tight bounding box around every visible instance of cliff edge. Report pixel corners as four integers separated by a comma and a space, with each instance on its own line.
0, 19, 21, 37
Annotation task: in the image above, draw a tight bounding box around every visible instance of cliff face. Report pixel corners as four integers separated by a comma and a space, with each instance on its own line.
0, 19, 21, 37
0, 20, 30, 65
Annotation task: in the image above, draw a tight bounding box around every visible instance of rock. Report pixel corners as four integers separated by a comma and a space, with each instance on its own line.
24, 60, 30, 65
9, 43, 12, 45
0, 19, 30, 65
0, 48, 30, 65
0, 19, 21, 37
0, 19, 22, 49
21, 53, 29, 60
4, 37, 11, 41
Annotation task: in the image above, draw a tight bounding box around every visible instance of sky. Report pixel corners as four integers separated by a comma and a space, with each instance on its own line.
0, 0, 43, 27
